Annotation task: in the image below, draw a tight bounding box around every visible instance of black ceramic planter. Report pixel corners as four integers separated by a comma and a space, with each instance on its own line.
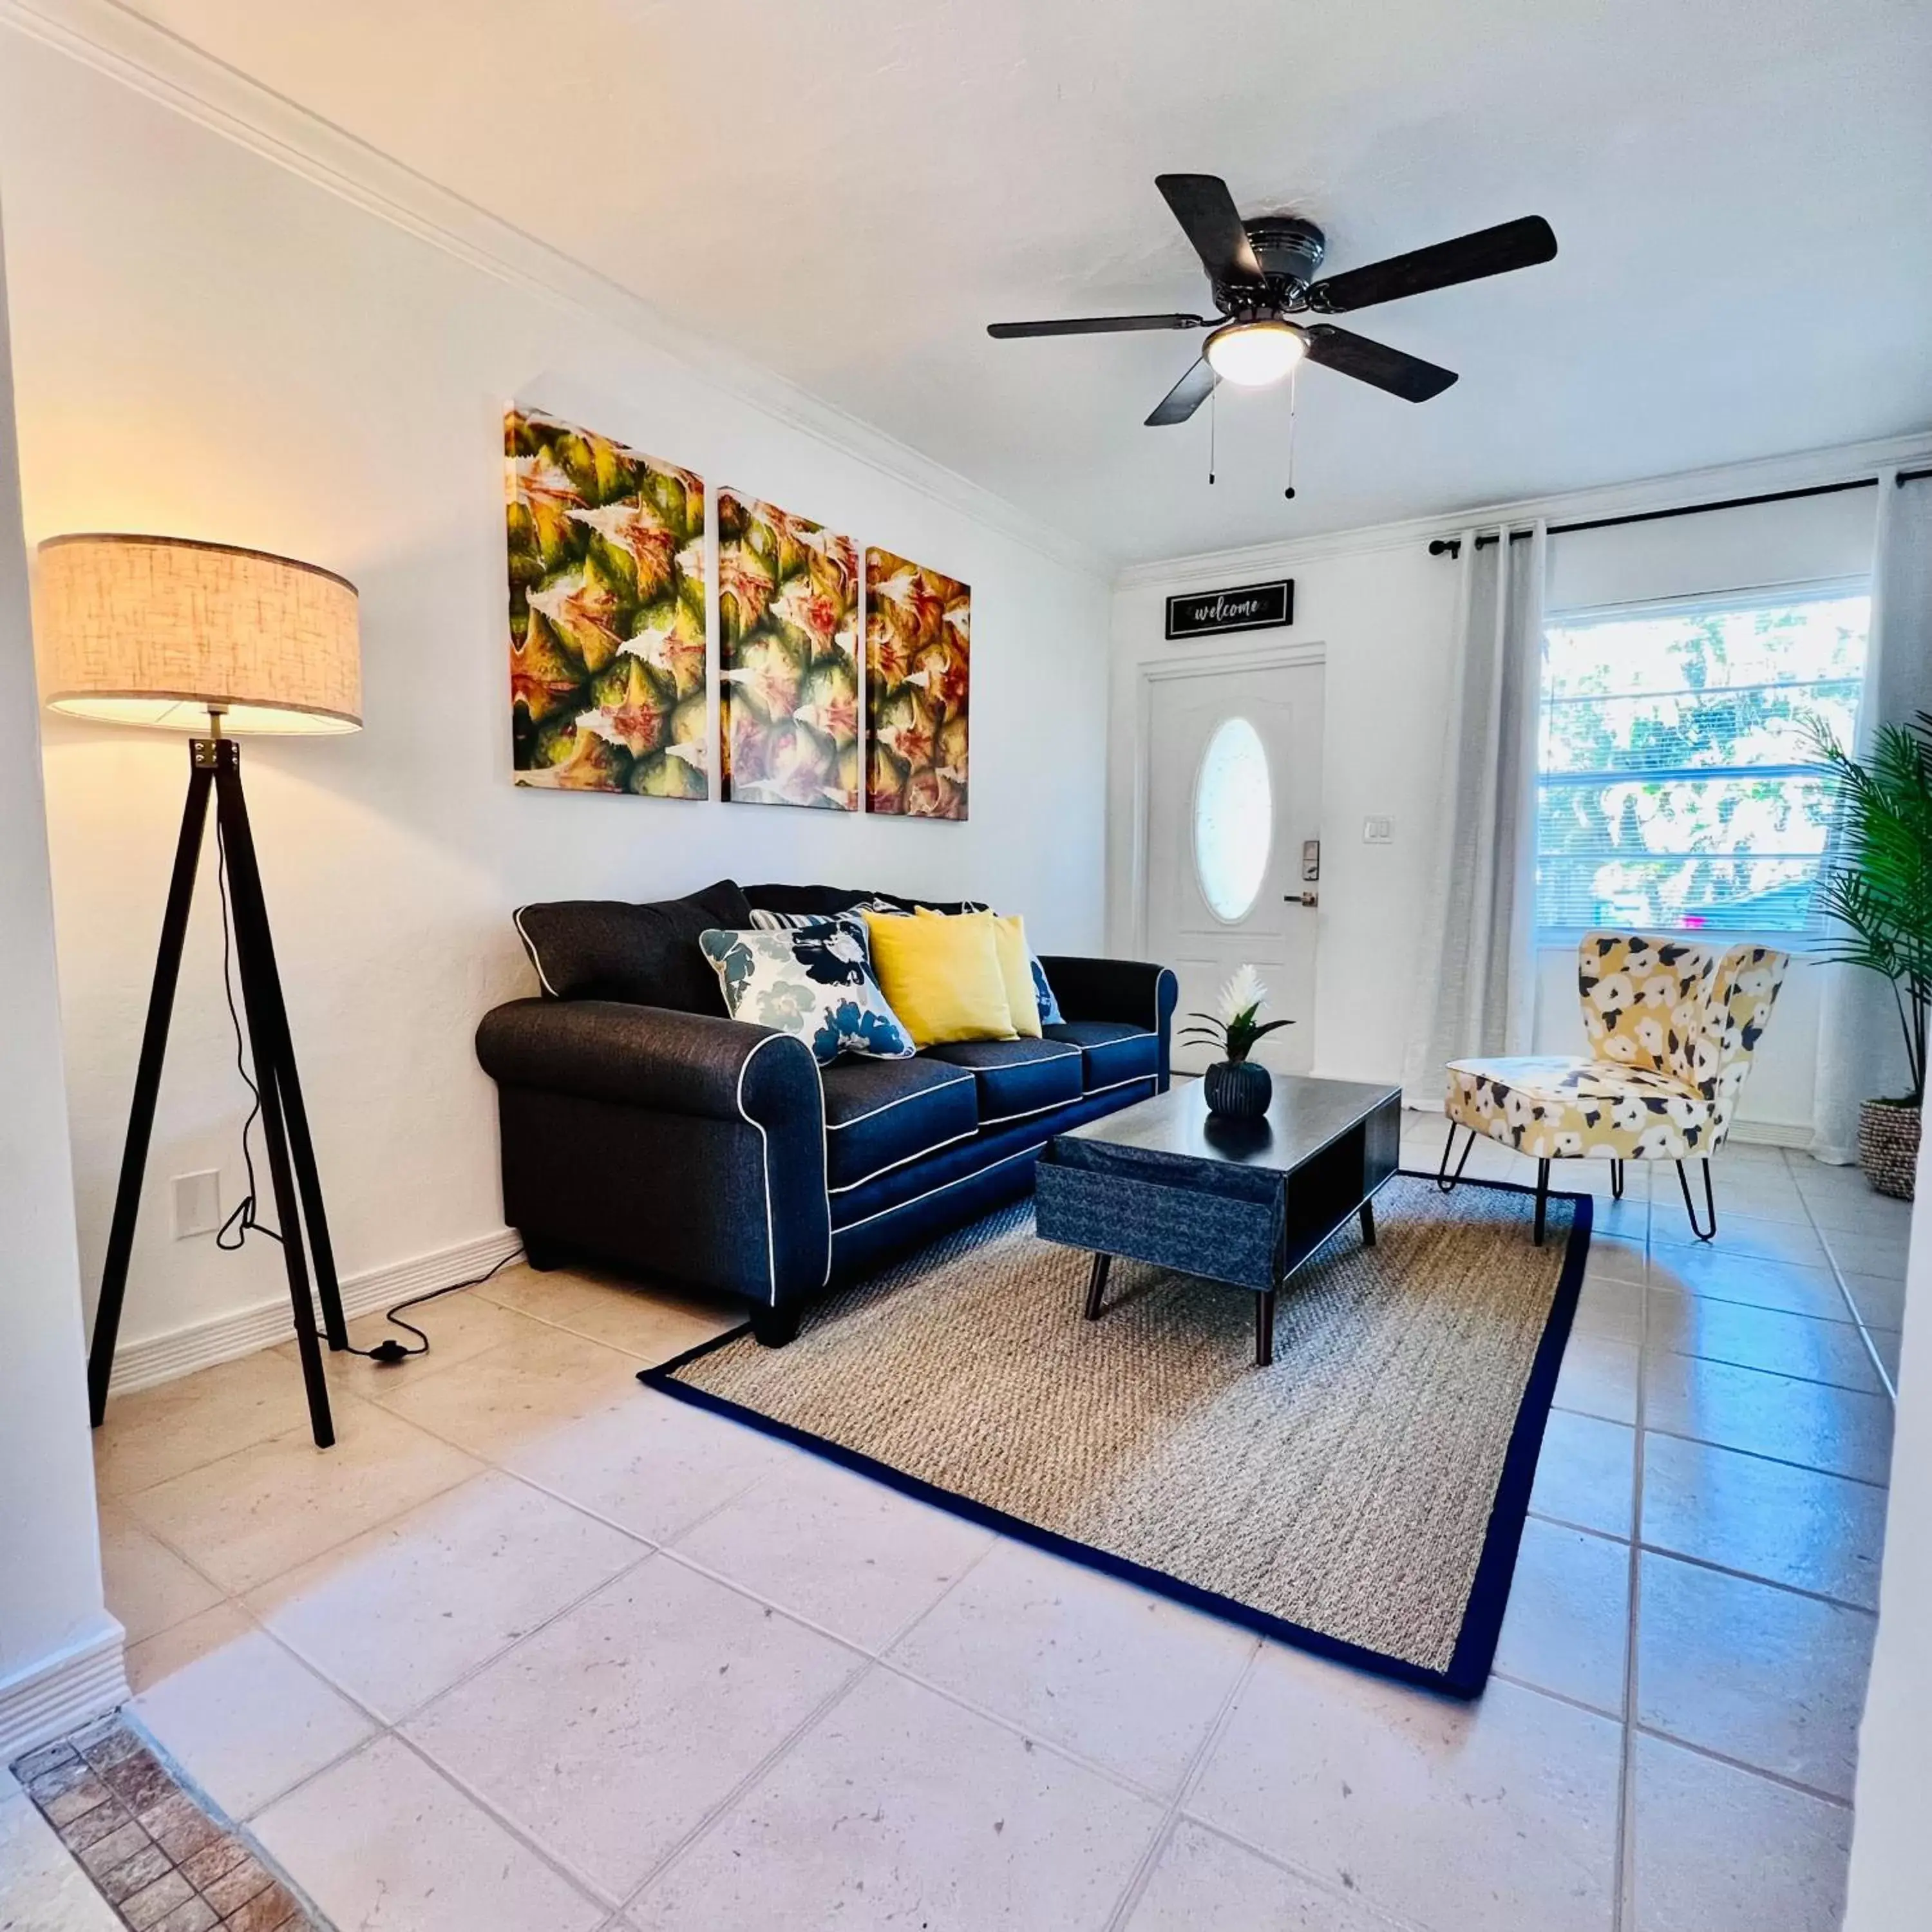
1204, 1058, 1272, 1119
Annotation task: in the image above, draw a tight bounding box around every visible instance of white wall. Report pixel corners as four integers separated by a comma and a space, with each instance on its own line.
0, 196, 123, 1759
1110, 478, 1888, 1130
0, 37, 1113, 1368
1111, 535, 1460, 1088
1844, 1131, 1930, 1926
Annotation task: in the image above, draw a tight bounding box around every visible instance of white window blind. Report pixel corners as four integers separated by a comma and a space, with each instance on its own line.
1535, 584, 1870, 934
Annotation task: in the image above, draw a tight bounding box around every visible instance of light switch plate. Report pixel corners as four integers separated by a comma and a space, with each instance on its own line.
172, 1170, 222, 1239
1363, 815, 1394, 845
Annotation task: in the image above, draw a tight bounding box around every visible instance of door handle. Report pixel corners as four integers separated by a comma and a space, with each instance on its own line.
1286, 891, 1319, 907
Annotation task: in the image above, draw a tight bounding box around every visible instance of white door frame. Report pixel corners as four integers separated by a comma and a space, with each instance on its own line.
1130, 641, 1327, 956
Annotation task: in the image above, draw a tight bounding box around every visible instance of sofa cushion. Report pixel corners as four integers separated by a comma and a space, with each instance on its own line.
515, 880, 752, 1015
1043, 1021, 1160, 1094
819, 1055, 980, 1192
924, 1037, 1083, 1126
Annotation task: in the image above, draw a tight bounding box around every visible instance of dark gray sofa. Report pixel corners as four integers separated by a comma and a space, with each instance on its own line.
475, 879, 1177, 1343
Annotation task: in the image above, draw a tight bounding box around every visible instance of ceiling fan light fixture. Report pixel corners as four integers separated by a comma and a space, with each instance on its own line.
1204, 319, 1305, 388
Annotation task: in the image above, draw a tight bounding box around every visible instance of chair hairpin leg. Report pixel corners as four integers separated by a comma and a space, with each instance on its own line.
1675, 1158, 1717, 1242
1436, 1122, 1475, 1193
1611, 1159, 1625, 1201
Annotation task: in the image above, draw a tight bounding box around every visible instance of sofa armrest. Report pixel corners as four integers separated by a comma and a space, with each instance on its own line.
1037, 956, 1177, 1092
477, 998, 830, 1310
476, 999, 818, 1122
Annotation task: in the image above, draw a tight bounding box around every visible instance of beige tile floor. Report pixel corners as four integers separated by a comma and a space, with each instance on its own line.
47, 1133, 1905, 1932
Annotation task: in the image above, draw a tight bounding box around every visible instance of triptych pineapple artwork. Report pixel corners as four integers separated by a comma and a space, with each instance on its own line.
505, 406, 969, 819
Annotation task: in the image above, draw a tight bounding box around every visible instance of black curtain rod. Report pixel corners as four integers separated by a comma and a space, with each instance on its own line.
1426, 465, 1932, 558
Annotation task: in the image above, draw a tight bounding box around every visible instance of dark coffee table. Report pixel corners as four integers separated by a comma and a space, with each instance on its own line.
1034, 1075, 1402, 1366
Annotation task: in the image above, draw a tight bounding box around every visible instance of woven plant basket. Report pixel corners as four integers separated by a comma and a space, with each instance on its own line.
1857, 1099, 1920, 1202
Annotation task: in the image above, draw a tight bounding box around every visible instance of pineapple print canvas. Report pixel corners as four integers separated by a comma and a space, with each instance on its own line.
505, 407, 707, 797
864, 549, 969, 819
719, 491, 860, 810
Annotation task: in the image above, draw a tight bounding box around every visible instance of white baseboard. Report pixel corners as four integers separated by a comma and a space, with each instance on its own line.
108, 1227, 524, 1396
1728, 1119, 1815, 1150
0, 1618, 128, 1765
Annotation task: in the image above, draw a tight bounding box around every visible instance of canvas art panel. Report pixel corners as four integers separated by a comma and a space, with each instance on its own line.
865, 548, 970, 819
505, 406, 708, 797
719, 491, 859, 810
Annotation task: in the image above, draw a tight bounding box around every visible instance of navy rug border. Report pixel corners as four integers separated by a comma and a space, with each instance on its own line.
639, 1170, 1594, 1701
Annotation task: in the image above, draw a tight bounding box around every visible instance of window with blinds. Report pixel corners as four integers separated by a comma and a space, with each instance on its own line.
1535, 585, 1870, 934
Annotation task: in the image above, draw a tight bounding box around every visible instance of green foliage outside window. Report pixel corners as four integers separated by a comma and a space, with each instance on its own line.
1536, 591, 1870, 933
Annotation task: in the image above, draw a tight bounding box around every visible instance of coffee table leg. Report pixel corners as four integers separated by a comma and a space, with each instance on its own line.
1083, 1251, 1112, 1321
1255, 1287, 1277, 1367
1359, 1198, 1376, 1247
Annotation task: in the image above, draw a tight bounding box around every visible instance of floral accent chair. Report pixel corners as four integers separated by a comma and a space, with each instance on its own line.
1442, 933, 1788, 1244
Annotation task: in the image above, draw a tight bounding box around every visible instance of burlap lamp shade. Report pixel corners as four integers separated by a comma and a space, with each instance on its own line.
37, 533, 360, 734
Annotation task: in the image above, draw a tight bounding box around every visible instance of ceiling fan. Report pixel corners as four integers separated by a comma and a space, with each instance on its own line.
988, 175, 1557, 426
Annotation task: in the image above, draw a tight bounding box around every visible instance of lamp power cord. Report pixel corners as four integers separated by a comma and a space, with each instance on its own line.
208, 816, 522, 1367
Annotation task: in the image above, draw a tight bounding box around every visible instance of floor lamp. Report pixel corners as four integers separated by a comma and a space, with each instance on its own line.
37, 533, 362, 1450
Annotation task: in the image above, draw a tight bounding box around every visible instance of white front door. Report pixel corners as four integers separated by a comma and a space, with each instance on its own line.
1142, 658, 1325, 1076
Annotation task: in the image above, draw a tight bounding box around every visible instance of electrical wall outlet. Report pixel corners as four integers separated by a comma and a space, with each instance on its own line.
1363, 815, 1394, 845
172, 1170, 222, 1239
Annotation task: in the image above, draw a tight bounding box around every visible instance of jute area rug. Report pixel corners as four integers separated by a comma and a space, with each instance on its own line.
643, 1172, 1589, 1697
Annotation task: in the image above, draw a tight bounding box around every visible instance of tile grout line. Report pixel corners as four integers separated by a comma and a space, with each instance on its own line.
1164, 1807, 1440, 1932
872, 1522, 1005, 1653
1630, 1417, 1889, 1490
616, 1654, 881, 1913
1624, 1718, 1859, 1809
1623, 1540, 1879, 1618
1789, 1157, 1902, 1404
1097, 1642, 1262, 1932
113, 1421, 672, 1669
111, 1423, 484, 1608
379, 1726, 631, 1917
1611, 1160, 1653, 1932
214, 1553, 667, 1915
1638, 1331, 1890, 1399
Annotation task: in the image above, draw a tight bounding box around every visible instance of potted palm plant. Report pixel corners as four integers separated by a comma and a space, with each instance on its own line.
1182, 965, 1294, 1119
1808, 710, 1932, 1200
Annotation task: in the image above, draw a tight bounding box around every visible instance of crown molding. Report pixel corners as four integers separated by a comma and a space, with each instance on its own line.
1113, 428, 1932, 594
0, 0, 1110, 582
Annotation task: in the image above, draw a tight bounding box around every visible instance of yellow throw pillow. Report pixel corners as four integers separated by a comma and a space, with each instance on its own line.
916, 907, 1041, 1039
865, 909, 1017, 1048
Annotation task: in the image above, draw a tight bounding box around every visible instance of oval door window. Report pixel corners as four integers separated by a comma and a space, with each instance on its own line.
1193, 716, 1273, 922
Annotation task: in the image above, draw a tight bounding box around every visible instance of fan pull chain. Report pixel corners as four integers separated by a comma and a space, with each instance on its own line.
1208, 383, 1217, 486
1283, 365, 1300, 500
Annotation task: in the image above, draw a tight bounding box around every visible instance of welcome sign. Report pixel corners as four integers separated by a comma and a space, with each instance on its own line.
1164, 579, 1294, 639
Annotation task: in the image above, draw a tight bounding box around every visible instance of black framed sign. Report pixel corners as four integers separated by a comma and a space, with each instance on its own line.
1164, 579, 1294, 640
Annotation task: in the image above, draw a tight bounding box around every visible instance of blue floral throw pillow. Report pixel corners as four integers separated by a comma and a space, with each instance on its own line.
699, 921, 916, 1065
1029, 951, 1064, 1027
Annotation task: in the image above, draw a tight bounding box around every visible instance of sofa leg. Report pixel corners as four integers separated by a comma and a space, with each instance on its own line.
522, 1236, 567, 1272
750, 1303, 801, 1349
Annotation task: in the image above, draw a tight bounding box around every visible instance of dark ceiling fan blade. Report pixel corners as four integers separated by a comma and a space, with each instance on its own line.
1305, 215, 1557, 315
1301, 325, 1457, 402
1145, 357, 1219, 426
1155, 174, 1264, 285
987, 313, 1208, 339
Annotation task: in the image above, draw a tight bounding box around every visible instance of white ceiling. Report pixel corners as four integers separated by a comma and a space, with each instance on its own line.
117, 0, 1932, 565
